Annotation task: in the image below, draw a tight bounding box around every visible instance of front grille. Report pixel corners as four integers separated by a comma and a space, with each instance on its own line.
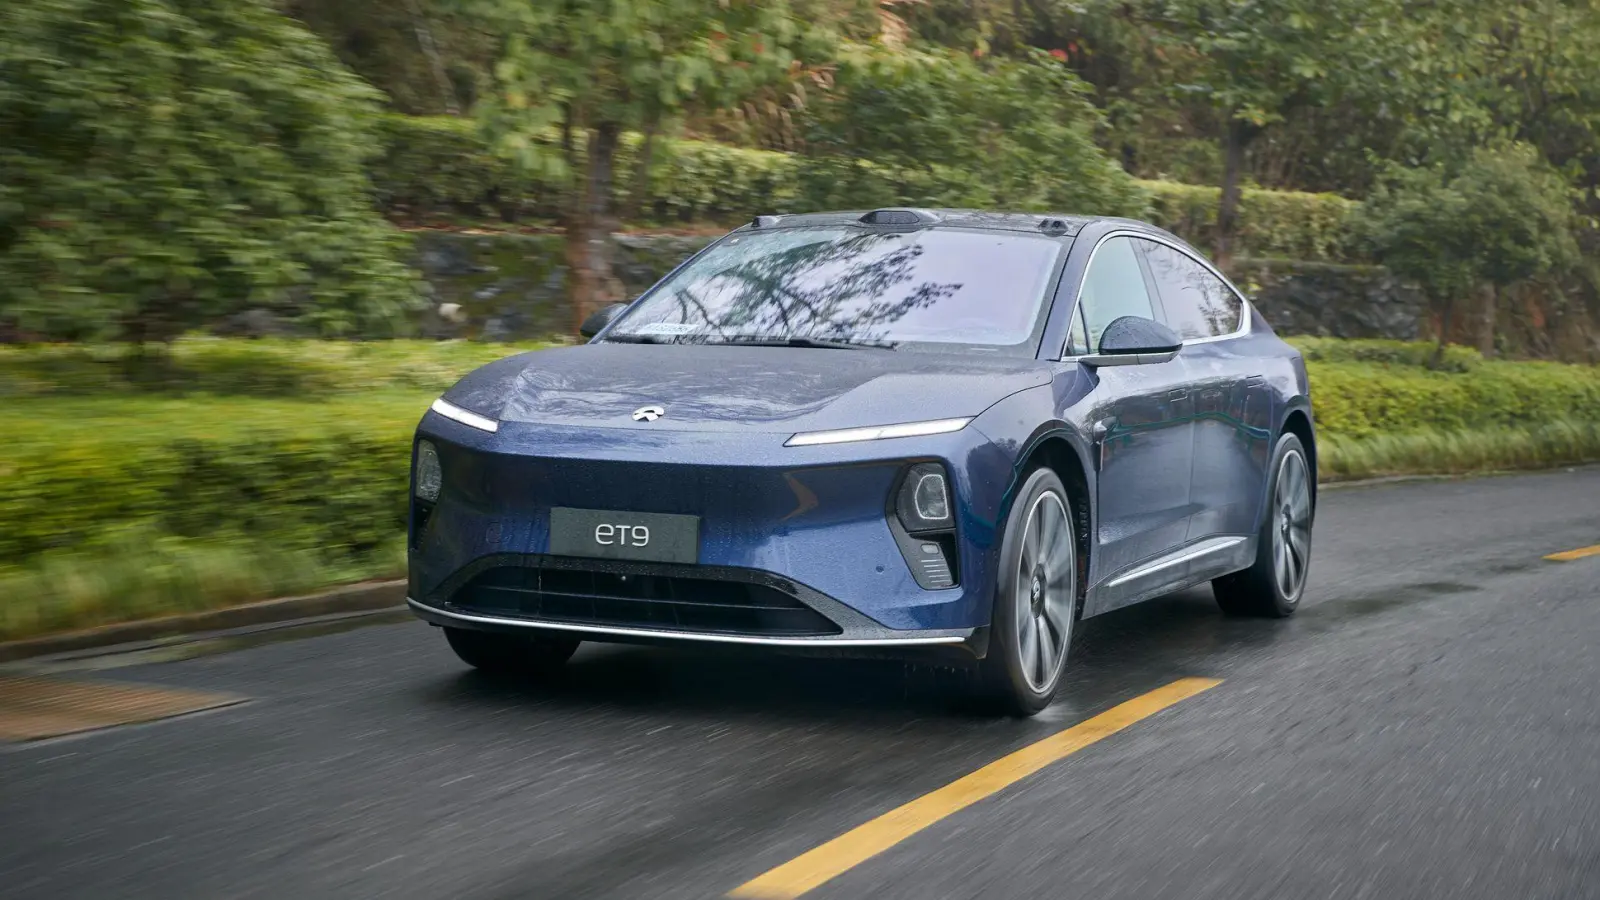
448, 565, 842, 637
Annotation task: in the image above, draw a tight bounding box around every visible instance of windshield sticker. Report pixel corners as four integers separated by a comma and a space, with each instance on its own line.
634, 322, 699, 336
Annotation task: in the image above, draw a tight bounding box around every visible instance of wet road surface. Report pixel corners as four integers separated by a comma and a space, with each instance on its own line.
2, 467, 1599, 899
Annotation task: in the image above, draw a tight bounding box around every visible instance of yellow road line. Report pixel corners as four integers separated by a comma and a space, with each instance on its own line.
1545, 544, 1600, 562
729, 677, 1222, 900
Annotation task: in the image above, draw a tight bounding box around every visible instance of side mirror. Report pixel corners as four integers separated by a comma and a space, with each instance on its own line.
1082, 316, 1182, 368
579, 302, 628, 339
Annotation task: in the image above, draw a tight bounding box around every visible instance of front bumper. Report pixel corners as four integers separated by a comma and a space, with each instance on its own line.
409, 415, 1015, 641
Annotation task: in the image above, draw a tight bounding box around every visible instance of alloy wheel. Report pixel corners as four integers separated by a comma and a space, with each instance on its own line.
1015, 491, 1076, 693
1272, 449, 1313, 602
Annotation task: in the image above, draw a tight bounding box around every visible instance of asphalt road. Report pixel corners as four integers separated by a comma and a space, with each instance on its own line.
3, 467, 1599, 900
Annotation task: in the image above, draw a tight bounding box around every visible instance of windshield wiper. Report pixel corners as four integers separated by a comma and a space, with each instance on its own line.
701, 336, 898, 351
603, 333, 675, 344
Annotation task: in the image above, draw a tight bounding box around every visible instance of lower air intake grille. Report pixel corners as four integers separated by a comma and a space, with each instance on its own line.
448, 566, 842, 637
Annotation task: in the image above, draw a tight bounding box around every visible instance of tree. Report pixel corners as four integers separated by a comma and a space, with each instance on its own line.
1362, 143, 1578, 362
793, 45, 1146, 217
0, 0, 422, 344
1141, 0, 1407, 268
465, 0, 846, 333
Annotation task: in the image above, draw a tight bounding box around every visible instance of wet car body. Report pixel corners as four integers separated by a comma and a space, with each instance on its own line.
407, 209, 1316, 713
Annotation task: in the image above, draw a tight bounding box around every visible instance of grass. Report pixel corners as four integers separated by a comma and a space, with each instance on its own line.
0, 336, 1596, 643
0, 535, 405, 643
1320, 419, 1600, 481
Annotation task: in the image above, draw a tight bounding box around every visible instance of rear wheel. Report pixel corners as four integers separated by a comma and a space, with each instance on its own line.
975, 468, 1079, 717
443, 627, 580, 677
1214, 433, 1313, 617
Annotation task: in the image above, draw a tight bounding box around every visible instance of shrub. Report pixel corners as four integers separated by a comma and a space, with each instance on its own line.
371, 114, 532, 219
367, 115, 1365, 259
1306, 357, 1600, 440
0, 0, 423, 342
792, 47, 1146, 217
4, 338, 1597, 639
1289, 337, 1483, 373
1141, 180, 1359, 262
0, 336, 553, 399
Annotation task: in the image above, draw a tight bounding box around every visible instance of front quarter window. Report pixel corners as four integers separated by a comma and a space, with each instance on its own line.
608, 226, 1066, 353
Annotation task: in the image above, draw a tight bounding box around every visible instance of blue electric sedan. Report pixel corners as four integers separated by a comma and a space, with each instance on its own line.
407, 208, 1316, 715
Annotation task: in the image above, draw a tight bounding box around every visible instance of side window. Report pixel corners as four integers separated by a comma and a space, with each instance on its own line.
1138, 241, 1243, 339
1077, 237, 1156, 353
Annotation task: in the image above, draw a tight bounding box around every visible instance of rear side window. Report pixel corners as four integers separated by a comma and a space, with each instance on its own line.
1076, 236, 1156, 353
1138, 241, 1243, 339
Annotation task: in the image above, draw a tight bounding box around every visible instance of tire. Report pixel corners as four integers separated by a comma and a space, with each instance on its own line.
1214, 432, 1314, 617
974, 467, 1080, 717
443, 627, 580, 677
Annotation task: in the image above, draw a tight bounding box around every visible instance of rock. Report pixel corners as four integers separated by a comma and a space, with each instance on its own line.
215, 308, 295, 338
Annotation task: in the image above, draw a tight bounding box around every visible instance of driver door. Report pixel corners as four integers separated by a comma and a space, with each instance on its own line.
1068, 236, 1196, 612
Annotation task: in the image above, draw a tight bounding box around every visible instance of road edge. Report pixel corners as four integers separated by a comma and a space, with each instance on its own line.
0, 580, 407, 664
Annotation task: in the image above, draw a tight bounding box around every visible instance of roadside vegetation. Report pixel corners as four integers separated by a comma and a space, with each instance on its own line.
4, 0, 1600, 639
1, 337, 1597, 641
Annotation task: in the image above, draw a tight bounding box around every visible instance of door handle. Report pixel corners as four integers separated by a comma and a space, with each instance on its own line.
1168, 389, 1189, 402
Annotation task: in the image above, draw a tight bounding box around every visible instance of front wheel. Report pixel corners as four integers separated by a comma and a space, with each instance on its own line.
975, 467, 1079, 717
1214, 432, 1314, 617
443, 627, 580, 677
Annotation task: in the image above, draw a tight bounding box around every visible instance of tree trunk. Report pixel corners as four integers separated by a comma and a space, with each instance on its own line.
1476, 282, 1498, 358
1431, 298, 1453, 369
565, 122, 624, 335
402, 0, 459, 116
620, 120, 658, 224
1215, 119, 1252, 273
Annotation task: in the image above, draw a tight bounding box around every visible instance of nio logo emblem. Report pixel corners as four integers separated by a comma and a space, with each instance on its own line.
632, 405, 665, 422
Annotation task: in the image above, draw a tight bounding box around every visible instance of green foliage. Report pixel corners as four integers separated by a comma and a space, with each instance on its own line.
1, 338, 1597, 638
1360, 143, 1580, 317
1320, 419, 1600, 481
1141, 181, 1358, 262
369, 114, 1357, 257
1306, 357, 1600, 441
0, 336, 552, 399
793, 46, 1145, 216
0, 393, 426, 564
0, 0, 424, 343
371, 114, 530, 219
643, 139, 802, 223
0, 535, 405, 642
1288, 337, 1483, 373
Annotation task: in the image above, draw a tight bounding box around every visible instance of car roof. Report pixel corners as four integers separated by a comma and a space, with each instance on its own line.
733, 208, 1181, 243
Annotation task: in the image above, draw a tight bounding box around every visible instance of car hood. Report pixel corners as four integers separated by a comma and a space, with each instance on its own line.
445, 343, 1051, 434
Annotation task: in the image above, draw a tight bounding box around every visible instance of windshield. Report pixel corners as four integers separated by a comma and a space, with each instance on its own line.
607, 226, 1066, 352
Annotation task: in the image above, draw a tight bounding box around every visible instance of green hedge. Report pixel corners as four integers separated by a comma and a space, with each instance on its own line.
1138, 180, 1359, 262
370, 113, 800, 225
0, 336, 553, 399
3, 338, 1597, 640
369, 115, 1358, 260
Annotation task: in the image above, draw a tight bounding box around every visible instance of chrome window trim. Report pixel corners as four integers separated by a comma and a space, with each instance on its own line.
1059, 229, 1253, 360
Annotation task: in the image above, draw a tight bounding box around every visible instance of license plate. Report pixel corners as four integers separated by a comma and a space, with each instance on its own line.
548, 507, 700, 564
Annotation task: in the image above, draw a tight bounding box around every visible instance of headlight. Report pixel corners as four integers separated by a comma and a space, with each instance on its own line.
415, 441, 442, 502
896, 462, 953, 532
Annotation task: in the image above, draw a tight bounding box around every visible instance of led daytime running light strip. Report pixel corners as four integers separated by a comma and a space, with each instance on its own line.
430, 398, 499, 433
785, 417, 971, 447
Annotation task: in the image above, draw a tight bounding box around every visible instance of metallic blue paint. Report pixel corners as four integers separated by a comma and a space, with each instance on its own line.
409, 211, 1314, 655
